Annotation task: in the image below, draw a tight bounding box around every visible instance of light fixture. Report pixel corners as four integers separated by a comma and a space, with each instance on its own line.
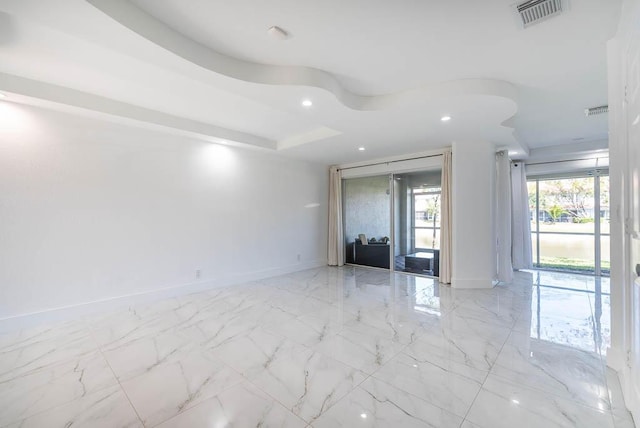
511, 399, 520, 405
441, 116, 451, 122
358, 147, 365, 151
0, 93, 6, 99
301, 99, 313, 107
267, 26, 289, 40
360, 413, 367, 419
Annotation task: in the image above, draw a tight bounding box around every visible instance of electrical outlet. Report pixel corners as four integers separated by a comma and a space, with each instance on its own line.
195, 269, 201, 279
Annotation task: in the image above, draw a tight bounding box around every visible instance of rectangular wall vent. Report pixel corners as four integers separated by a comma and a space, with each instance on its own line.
585, 105, 609, 117
517, 0, 563, 28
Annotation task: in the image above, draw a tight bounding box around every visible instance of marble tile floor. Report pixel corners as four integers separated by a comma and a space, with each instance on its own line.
0, 266, 634, 427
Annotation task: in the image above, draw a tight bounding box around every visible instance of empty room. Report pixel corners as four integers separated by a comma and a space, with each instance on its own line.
1, 0, 639, 427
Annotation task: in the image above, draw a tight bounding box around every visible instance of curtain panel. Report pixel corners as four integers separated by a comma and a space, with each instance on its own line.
328, 166, 344, 266
511, 162, 533, 269
439, 150, 453, 284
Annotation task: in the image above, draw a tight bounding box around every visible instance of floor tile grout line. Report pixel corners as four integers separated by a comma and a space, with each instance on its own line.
458, 321, 511, 424
457, 277, 556, 425
84, 318, 147, 427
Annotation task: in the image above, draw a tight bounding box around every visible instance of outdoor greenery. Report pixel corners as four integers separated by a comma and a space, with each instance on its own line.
547, 204, 566, 223
538, 256, 610, 274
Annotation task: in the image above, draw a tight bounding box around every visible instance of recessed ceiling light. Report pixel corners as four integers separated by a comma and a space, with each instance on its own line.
441, 116, 451, 122
302, 99, 313, 107
358, 147, 365, 151
360, 413, 367, 419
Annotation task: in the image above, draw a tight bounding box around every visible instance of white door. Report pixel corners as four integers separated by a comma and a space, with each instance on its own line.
625, 26, 640, 396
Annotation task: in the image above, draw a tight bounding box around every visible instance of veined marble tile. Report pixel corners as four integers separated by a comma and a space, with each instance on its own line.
439, 309, 512, 341
0, 321, 97, 382
211, 327, 298, 378
0, 350, 118, 426
101, 330, 193, 382
312, 325, 405, 374
490, 332, 610, 411
466, 375, 614, 428
249, 342, 367, 423
262, 313, 342, 348
312, 377, 463, 428
521, 312, 602, 355
449, 294, 521, 330
401, 324, 508, 381
0, 320, 88, 351
344, 305, 435, 346
177, 310, 258, 350
87, 307, 183, 352
263, 290, 336, 319
5, 384, 141, 428
0, 266, 617, 428
119, 345, 244, 427
460, 420, 487, 428
461, 286, 528, 310
372, 351, 483, 418
154, 381, 306, 428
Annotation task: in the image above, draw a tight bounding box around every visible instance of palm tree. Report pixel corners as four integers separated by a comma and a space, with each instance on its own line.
547, 204, 565, 224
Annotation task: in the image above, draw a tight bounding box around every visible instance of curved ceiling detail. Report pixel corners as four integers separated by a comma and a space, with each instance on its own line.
86, 0, 519, 113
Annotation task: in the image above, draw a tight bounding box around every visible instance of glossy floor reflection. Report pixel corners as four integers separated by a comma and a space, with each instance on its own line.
0, 267, 634, 427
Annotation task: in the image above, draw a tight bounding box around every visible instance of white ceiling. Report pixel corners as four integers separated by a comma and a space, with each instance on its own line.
0, 0, 621, 164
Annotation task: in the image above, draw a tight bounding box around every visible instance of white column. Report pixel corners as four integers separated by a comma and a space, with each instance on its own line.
451, 140, 497, 288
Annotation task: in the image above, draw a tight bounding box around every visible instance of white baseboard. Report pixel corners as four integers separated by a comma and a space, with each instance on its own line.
0, 259, 326, 332
607, 347, 626, 372
616, 365, 640, 424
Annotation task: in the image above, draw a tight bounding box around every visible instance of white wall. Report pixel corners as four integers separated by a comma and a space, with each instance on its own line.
607, 0, 640, 419
0, 103, 328, 320
451, 140, 497, 288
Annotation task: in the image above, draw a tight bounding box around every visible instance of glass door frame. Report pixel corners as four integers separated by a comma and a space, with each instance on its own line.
528, 169, 609, 276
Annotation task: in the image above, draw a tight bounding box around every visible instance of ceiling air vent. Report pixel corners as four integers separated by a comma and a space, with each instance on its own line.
517, 0, 563, 28
585, 105, 609, 117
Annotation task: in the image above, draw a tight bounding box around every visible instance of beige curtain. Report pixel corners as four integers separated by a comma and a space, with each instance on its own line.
328, 166, 344, 266
439, 151, 452, 284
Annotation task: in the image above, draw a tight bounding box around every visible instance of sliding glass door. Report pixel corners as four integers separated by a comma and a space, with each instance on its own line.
392, 170, 441, 276
343, 175, 391, 269
342, 168, 442, 278
528, 170, 609, 275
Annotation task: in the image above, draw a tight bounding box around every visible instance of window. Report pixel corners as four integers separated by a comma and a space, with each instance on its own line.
413, 187, 441, 250
528, 172, 609, 276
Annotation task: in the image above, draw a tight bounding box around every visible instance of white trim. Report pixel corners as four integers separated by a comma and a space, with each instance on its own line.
0, 259, 326, 333
617, 365, 640, 423
337, 148, 447, 170
525, 157, 609, 177
340, 155, 443, 179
